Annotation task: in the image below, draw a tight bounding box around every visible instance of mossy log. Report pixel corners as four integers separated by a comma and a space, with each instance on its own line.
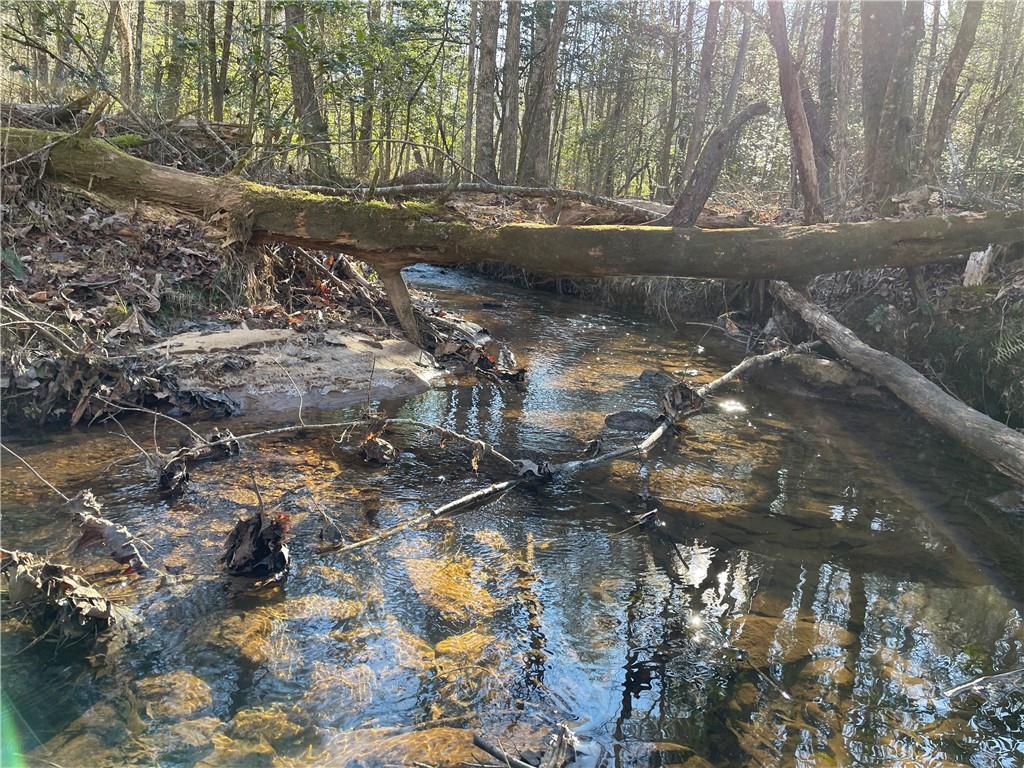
772, 281, 1024, 487
4, 128, 1022, 282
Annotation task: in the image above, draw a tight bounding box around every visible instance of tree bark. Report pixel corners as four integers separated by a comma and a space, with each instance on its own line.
161, 0, 186, 118
920, 1, 984, 180
816, 0, 837, 201
54, 0, 78, 95
356, 0, 380, 178
473, 0, 500, 182
461, 1, 478, 181
721, 0, 752, 124
834, 1, 851, 205
766, 1, 824, 223
678, 1, 721, 184
30, 5, 50, 100
7, 129, 1019, 283
517, 0, 569, 186
283, 2, 335, 181
132, 0, 145, 110
871, 1, 925, 201
665, 100, 768, 226
114, 0, 134, 107
861, 0, 901, 190
498, 0, 521, 183
915, 0, 943, 141
656, 0, 683, 202
771, 280, 1024, 486
215, 0, 235, 122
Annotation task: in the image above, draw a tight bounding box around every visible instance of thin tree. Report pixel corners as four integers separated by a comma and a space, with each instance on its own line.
283, 2, 335, 180
766, 0, 824, 223
498, 0, 522, 183
474, 0, 500, 181
678, 1, 721, 184
920, 0, 984, 180
461, 1, 478, 181
721, 0, 752, 124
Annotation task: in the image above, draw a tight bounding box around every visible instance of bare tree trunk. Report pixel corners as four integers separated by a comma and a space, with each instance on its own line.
473, 0, 499, 181
656, 0, 682, 202
498, 0, 522, 183
215, 0, 234, 122
766, 1, 824, 223
160, 0, 185, 118
666, 100, 769, 226
835, 1, 851, 206
97, 1, 118, 71
679, 1, 721, 184
920, 1, 984, 180
915, 0, 943, 141
114, 1, 134, 106
871, 1, 924, 200
965, 1, 1017, 173
517, 0, 569, 186
461, 1, 478, 181
721, 0, 752, 123
54, 1, 78, 95
31, 5, 50, 100
816, 0, 837, 201
861, 0, 901, 193
356, 0, 380, 178
283, 2, 335, 180
132, 0, 145, 110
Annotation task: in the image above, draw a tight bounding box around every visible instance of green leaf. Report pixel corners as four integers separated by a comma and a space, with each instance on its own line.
1, 247, 27, 281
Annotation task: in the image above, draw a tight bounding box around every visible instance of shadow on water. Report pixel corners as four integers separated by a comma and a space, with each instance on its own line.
1, 265, 1022, 767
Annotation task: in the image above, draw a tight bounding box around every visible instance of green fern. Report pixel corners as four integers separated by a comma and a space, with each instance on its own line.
994, 328, 1024, 366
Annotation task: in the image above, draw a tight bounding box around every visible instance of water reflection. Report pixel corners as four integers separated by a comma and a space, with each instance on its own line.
1, 266, 1022, 767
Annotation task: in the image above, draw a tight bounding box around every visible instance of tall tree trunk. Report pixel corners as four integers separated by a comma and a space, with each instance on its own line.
870, 1, 925, 200
54, 1, 78, 95
205, 1, 222, 121
114, 1, 134, 106
283, 2, 335, 180
861, 1, 902, 192
766, 1, 823, 223
461, 1, 478, 180
834, 1, 851, 206
161, 0, 185, 117
915, 0, 943, 141
517, 0, 569, 186
473, 0, 499, 181
31, 5, 49, 100
678, 1, 721, 184
721, 0, 752, 123
816, 0, 837, 201
920, 1, 984, 180
97, 1, 118, 70
132, 0, 145, 110
215, 0, 234, 122
656, 0, 682, 202
356, 0, 380, 178
498, 0, 522, 183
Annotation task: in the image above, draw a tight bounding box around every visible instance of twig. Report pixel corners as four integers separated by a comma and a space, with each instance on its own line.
1, 444, 69, 501
322, 479, 518, 554
471, 736, 536, 768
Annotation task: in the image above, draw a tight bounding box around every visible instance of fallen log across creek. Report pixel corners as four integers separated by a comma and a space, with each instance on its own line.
771, 281, 1024, 486
3, 128, 1020, 283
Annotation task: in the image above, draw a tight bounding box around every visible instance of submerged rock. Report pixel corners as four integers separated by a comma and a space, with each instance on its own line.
728, 614, 855, 669
135, 670, 213, 720
605, 410, 659, 432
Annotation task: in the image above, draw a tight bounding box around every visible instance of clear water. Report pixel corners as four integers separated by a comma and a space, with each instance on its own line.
2, 265, 1022, 767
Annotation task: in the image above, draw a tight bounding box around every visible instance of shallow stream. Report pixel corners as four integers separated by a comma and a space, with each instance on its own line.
2, 266, 1022, 767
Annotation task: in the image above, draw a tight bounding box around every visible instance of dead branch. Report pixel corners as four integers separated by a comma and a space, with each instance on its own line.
771, 280, 1024, 485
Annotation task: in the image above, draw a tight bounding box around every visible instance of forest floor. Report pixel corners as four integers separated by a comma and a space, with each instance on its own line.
0, 169, 503, 427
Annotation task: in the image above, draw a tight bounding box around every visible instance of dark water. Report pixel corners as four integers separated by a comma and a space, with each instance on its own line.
2, 266, 1022, 767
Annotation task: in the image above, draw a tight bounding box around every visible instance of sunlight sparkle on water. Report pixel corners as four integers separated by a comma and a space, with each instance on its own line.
717, 399, 747, 414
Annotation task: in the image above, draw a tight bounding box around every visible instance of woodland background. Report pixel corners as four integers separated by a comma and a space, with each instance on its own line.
3, 0, 1022, 212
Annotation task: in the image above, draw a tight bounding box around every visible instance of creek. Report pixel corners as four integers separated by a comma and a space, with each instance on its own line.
2, 265, 1022, 767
